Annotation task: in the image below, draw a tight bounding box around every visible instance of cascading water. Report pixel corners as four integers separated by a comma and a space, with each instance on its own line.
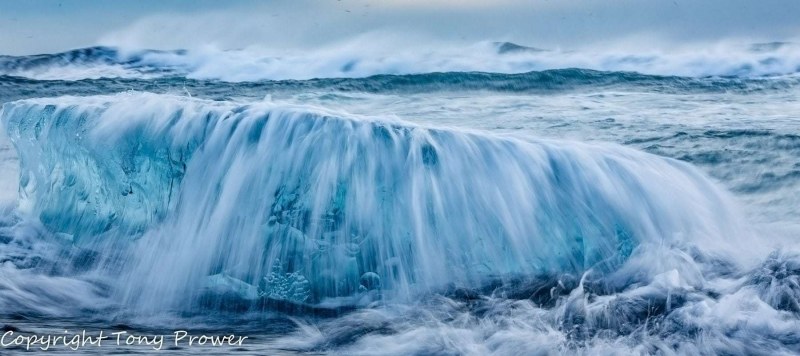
1, 93, 752, 316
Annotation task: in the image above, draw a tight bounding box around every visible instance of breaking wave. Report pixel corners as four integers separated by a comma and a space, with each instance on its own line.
0, 93, 797, 354
1, 40, 800, 81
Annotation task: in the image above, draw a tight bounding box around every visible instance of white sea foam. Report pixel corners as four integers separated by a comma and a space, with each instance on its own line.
0, 93, 766, 310
0, 88, 797, 354
2, 38, 800, 81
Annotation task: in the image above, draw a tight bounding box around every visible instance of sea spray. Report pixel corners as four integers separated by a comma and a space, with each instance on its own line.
1, 93, 752, 314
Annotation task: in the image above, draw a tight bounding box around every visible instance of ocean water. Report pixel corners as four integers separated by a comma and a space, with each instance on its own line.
0, 42, 799, 355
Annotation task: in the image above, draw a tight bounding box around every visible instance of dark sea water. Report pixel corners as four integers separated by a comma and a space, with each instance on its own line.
0, 42, 799, 355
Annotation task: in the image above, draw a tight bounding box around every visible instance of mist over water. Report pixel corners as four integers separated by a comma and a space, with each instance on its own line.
2, 39, 800, 81
0, 128, 17, 207
0, 35, 799, 355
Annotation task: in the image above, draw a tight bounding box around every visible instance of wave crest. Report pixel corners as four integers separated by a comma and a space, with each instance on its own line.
0, 93, 754, 314
2, 40, 799, 81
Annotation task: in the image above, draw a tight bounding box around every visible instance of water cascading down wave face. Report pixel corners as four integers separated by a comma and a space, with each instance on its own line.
1, 93, 743, 313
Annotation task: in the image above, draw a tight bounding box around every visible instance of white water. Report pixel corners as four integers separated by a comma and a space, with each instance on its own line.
0, 81, 798, 354
3, 40, 800, 81
0, 93, 764, 316
0, 128, 17, 208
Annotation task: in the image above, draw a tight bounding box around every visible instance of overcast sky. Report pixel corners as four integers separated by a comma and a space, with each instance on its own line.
1, 0, 798, 55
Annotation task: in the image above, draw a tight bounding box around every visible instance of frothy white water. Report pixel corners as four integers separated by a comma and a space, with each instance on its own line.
0, 128, 18, 209
140, 40, 800, 81
0, 93, 763, 317
2, 39, 800, 81
271, 255, 800, 355
1, 91, 799, 354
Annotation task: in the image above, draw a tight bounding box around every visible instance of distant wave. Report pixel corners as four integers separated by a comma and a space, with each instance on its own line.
1, 41, 799, 81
